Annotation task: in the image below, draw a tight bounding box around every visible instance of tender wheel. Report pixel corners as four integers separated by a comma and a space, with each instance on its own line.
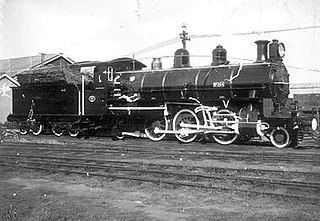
145, 118, 168, 141
173, 109, 199, 143
31, 123, 43, 136
210, 109, 238, 145
20, 128, 28, 135
68, 128, 80, 137
270, 127, 290, 148
52, 127, 63, 137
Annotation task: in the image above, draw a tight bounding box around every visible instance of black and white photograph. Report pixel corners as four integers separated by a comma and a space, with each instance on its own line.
0, 0, 319, 220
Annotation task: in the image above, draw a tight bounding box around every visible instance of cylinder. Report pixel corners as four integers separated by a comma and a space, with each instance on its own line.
255, 40, 269, 62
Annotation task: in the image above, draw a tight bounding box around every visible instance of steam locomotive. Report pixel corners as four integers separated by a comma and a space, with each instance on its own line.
7, 30, 317, 148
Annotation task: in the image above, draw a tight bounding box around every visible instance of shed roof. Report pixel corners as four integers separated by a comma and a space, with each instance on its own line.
0, 54, 75, 77
0, 73, 20, 86
71, 57, 146, 72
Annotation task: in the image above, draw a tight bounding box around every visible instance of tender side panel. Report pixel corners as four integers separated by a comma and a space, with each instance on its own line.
12, 84, 79, 116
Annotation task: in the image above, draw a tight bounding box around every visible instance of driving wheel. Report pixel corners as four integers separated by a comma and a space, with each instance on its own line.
173, 109, 199, 143
210, 109, 238, 145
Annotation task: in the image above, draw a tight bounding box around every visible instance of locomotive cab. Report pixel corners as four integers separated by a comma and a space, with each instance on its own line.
93, 66, 113, 89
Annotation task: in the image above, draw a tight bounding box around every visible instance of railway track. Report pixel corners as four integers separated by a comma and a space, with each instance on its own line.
2, 141, 320, 165
1, 155, 319, 201
1, 140, 320, 201
2, 153, 320, 183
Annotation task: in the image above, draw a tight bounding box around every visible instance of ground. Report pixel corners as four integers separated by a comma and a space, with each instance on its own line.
0, 136, 319, 221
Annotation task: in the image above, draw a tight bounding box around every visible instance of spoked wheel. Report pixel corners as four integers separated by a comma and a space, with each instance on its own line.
31, 123, 43, 136
52, 127, 64, 137
145, 118, 168, 141
210, 109, 238, 145
270, 127, 290, 148
173, 109, 199, 143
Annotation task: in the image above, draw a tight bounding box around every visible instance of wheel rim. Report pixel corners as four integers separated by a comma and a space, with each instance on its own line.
210, 109, 238, 145
173, 109, 199, 143
31, 124, 43, 136
52, 128, 63, 137
20, 128, 28, 135
68, 129, 80, 137
270, 127, 290, 148
145, 118, 168, 141
116, 135, 125, 140
211, 133, 238, 145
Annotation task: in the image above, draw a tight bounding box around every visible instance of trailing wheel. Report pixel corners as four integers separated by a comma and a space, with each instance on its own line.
173, 109, 199, 143
145, 118, 168, 141
270, 127, 290, 148
210, 109, 238, 145
111, 125, 125, 140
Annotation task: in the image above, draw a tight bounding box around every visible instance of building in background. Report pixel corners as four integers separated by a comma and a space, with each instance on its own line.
0, 74, 20, 123
0, 53, 75, 77
0, 53, 75, 124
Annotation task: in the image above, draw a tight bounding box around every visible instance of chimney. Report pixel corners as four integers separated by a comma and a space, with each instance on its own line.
255, 40, 269, 62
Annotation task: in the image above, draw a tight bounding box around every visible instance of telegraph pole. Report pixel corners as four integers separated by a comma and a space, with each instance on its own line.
179, 23, 190, 49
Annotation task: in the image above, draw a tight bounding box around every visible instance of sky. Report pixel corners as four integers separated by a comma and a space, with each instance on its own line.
0, 0, 319, 84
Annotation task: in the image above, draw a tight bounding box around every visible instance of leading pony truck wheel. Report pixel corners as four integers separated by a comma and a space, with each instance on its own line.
270, 127, 290, 148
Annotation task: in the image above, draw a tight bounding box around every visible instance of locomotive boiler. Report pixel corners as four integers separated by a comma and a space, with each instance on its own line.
99, 39, 297, 148
8, 29, 310, 148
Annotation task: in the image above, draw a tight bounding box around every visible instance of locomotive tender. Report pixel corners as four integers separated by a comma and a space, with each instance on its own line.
8, 29, 315, 148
